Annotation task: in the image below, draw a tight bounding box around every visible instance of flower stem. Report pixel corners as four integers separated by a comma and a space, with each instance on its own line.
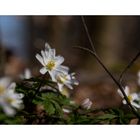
32, 75, 45, 100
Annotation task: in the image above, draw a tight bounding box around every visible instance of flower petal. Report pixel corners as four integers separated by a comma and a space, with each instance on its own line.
8, 82, 16, 90
117, 86, 129, 98
131, 93, 139, 101
24, 69, 32, 79
56, 65, 69, 74
125, 86, 130, 96
41, 50, 48, 64
15, 93, 24, 99
36, 54, 45, 66
3, 105, 16, 116
122, 99, 127, 104
49, 71, 57, 81
55, 56, 64, 66
45, 43, 56, 59
58, 83, 64, 92
45, 42, 51, 50
40, 67, 48, 74
48, 48, 56, 59
65, 82, 73, 89
131, 102, 140, 108
0, 77, 11, 88
81, 98, 92, 109
11, 100, 23, 109
117, 89, 123, 98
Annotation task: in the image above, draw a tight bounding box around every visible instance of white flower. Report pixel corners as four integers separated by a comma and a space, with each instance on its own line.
20, 68, 32, 79
36, 43, 68, 81
117, 86, 140, 109
62, 108, 71, 113
81, 98, 92, 110
55, 72, 79, 92
0, 77, 11, 92
0, 78, 24, 116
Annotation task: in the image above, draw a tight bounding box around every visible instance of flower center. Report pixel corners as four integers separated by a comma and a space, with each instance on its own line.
0, 85, 5, 94
57, 75, 67, 84
128, 95, 132, 102
46, 60, 55, 71
6, 98, 14, 104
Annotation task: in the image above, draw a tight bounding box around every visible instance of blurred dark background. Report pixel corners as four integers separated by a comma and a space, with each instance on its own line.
0, 16, 140, 109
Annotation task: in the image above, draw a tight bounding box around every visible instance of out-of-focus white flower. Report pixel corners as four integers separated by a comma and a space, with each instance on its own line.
117, 86, 140, 109
0, 78, 24, 116
55, 72, 79, 92
81, 98, 92, 110
20, 68, 32, 79
137, 71, 140, 86
62, 108, 71, 113
70, 100, 76, 105
36, 43, 68, 81
0, 77, 11, 92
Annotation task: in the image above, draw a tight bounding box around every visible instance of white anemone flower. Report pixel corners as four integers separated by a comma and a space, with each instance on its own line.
55, 72, 79, 92
0, 78, 24, 116
36, 43, 68, 81
81, 98, 92, 110
117, 86, 140, 109
20, 68, 32, 79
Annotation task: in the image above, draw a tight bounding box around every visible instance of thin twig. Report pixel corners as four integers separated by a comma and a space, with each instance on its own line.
32, 75, 45, 100
81, 16, 96, 53
119, 50, 140, 83
79, 16, 140, 119
74, 46, 140, 119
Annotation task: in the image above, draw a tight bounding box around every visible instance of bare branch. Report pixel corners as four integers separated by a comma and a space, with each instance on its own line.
78, 16, 140, 119
81, 16, 96, 53
119, 50, 140, 83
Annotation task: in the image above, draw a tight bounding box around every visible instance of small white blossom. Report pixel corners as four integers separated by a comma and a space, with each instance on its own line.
55, 72, 79, 92
36, 43, 68, 81
62, 108, 71, 113
20, 68, 32, 79
117, 86, 140, 109
0, 78, 24, 116
81, 98, 92, 110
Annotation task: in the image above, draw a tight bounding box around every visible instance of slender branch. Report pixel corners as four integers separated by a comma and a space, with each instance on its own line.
81, 16, 96, 53
79, 15, 140, 119
119, 50, 140, 83
75, 46, 140, 119
32, 75, 45, 100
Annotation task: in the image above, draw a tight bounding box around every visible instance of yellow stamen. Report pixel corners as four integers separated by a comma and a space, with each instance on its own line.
57, 75, 67, 84
46, 60, 55, 71
6, 98, 15, 104
0, 86, 5, 94
128, 95, 132, 102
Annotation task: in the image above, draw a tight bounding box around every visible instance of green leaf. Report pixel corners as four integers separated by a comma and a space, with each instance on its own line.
97, 114, 117, 120
44, 101, 55, 115
51, 100, 63, 116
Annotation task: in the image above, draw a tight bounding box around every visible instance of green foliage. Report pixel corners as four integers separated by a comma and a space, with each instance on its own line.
0, 110, 24, 124
0, 76, 136, 124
